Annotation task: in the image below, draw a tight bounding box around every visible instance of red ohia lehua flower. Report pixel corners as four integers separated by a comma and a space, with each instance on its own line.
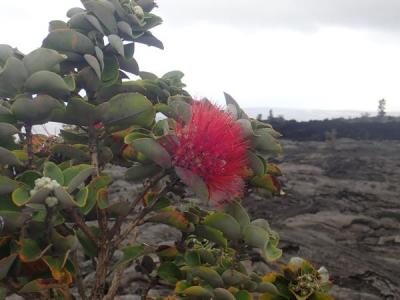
171, 100, 249, 206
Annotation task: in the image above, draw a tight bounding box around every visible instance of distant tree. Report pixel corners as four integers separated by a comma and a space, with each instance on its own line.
268, 108, 274, 121
378, 98, 386, 118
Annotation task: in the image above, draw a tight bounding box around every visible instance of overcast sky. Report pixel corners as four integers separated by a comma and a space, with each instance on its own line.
1, 0, 400, 113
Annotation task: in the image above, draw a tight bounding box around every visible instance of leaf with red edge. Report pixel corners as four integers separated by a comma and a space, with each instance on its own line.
147, 210, 194, 233
266, 164, 282, 176
19, 278, 67, 293
251, 174, 281, 193
18, 239, 51, 263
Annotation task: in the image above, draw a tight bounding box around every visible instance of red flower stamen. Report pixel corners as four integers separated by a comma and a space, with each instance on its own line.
172, 100, 249, 205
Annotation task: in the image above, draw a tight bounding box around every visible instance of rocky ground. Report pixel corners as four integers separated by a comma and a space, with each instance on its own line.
245, 139, 400, 300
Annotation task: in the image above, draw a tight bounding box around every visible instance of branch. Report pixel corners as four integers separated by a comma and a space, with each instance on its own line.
113, 177, 177, 246
108, 171, 167, 241
103, 264, 126, 300
69, 209, 100, 247
71, 251, 87, 300
24, 123, 34, 169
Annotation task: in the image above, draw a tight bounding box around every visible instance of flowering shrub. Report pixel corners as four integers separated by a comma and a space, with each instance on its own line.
0, 0, 333, 299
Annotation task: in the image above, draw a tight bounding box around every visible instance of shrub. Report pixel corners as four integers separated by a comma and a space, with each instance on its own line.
0, 1, 333, 299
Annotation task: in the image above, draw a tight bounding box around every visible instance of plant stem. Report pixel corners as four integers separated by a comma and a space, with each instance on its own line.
103, 264, 126, 300
25, 123, 34, 169
109, 171, 167, 242
69, 209, 100, 246
71, 251, 87, 300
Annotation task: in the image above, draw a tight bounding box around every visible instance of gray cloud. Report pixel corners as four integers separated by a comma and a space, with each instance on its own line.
158, 0, 400, 31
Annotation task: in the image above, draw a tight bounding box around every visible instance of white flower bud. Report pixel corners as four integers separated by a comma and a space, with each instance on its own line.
133, 5, 144, 18
45, 196, 58, 208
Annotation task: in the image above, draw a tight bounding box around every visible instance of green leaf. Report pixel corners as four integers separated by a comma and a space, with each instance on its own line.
247, 151, 265, 176
135, 31, 164, 49
63, 164, 92, 186
224, 92, 248, 120
256, 282, 280, 294
183, 286, 213, 299
81, 175, 112, 215
0, 146, 22, 166
101, 55, 119, 85
24, 70, 72, 97
51, 229, 78, 252
0, 254, 17, 280
54, 186, 74, 208
43, 28, 95, 54
51, 145, 90, 163
147, 210, 194, 232
0, 57, 28, 97
19, 279, 65, 293
158, 262, 182, 283
169, 99, 192, 124
190, 266, 224, 288
184, 250, 201, 266
11, 186, 31, 206
224, 200, 250, 228
74, 187, 89, 208
96, 92, 155, 129
86, 14, 106, 35
124, 131, 151, 144
214, 288, 236, 300
204, 212, 241, 240
0, 211, 29, 233
235, 290, 252, 300
310, 292, 335, 300
0, 44, 14, 65
43, 162, 64, 185
58, 97, 97, 126
242, 225, 269, 249
0, 105, 16, 123
118, 56, 139, 75
125, 163, 161, 182
252, 128, 282, 155
108, 34, 125, 56
264, 242, 282, 262
221, 270, 250, 287
195, 225, 227, 248
67, 167, 95, 193
118, 21, 134, 38
116, 244, 147, 267
131, 138, 171, 169
0, 122, 18, 138
95, 46, 104, 70
77, 226, 99, 257
49, 20, 69, 31
19, 239, 50, 262
83, 0, 118, 34
84, 54, 102, 79
0, 175, 19, 195
175, 167, 209, 200
11, 94, 63, 125
66, 7, 86, 18
23, 48, 67, 75
251, 174, 280, 193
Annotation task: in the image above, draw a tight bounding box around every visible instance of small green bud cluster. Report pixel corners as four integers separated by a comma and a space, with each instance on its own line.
290, 272, 319, 297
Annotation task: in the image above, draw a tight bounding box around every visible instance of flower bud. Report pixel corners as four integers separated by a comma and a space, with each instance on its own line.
45, 196, 58, 208
133, 5, 144, 18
